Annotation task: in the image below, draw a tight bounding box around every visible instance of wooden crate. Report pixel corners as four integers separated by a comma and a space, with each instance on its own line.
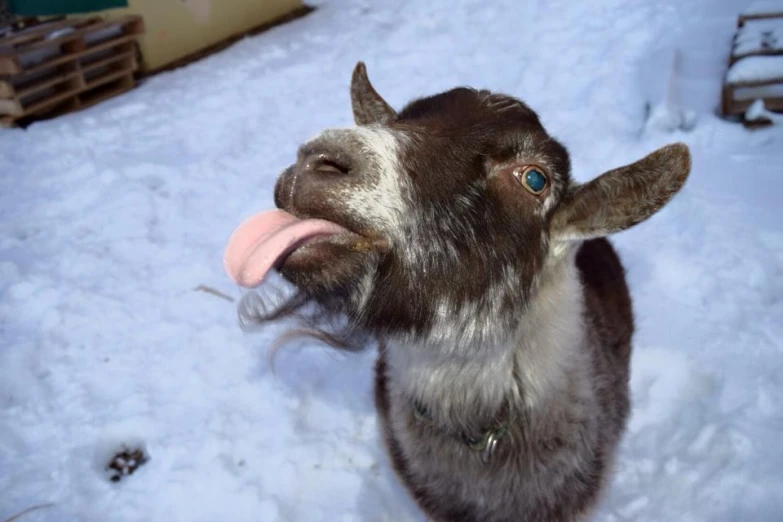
722, 76, 783, 116
0, 15, 144, 127
730, 14, 783, 65
722, 7, 783, 118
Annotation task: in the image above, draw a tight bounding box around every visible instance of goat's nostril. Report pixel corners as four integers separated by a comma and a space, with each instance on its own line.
305, 154, 350, 176
316, 161, 345, 175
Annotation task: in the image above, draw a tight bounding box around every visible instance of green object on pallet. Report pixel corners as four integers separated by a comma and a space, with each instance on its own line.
8, 0, 128, 16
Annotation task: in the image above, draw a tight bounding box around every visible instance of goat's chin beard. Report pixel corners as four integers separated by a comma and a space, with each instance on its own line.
238, 248, 381, 353
278, 242, 380, 300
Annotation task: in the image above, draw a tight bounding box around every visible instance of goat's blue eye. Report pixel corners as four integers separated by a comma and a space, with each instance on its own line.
524, 169, 547, 193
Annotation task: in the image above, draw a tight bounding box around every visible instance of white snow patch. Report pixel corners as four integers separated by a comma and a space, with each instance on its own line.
733, 19, 783, 57
727, 55, 783, 83
645, 103, 698, 132
745, 98, 783, 122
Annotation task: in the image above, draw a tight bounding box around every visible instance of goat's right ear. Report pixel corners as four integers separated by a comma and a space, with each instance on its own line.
551, 143, 691, 241
351, 62, 397, 126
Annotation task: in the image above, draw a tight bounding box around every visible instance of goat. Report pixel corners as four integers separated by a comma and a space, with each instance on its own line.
223, 62, 691, 522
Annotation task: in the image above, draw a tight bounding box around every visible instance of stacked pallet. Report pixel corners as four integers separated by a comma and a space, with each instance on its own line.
0, 15, 144, 127
721, 2, 783, 120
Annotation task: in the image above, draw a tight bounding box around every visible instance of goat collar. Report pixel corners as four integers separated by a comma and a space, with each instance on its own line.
412, 399, 513, 464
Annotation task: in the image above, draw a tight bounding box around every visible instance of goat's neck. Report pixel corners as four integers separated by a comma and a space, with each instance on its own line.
383, 252, 588, 428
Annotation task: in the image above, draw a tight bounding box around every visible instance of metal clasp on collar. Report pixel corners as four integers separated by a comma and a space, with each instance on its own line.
466, 423, 508, 464
413, 399, 510, 464
481, 430, 501, 463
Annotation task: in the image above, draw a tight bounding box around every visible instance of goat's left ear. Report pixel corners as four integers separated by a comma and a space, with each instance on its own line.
551, 143, 691, 241
351, 62, 397, 126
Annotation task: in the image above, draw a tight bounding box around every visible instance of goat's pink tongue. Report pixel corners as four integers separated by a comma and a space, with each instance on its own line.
223, 209, 348, 288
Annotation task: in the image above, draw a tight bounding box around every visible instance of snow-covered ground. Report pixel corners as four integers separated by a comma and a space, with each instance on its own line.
1, 0, 782, 520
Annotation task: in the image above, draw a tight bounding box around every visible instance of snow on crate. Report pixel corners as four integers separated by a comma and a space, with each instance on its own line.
727, 55, 783, 84
744, 98, 783, 126
732, 18, 783, 60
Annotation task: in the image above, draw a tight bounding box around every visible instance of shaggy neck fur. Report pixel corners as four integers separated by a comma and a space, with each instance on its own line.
383, 246, 589, 430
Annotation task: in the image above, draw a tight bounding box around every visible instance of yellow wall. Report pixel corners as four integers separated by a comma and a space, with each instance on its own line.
99, 0, 303, 72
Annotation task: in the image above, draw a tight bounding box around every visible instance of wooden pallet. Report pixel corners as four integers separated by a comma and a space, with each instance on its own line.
730, 14, 783, 65
722, 7, 783, 118
722, 76, 783, 116
1, 17, 96, 51
0, 15, 144, 127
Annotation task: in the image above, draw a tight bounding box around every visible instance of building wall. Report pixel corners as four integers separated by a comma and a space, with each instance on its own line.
99, 0, 303, 72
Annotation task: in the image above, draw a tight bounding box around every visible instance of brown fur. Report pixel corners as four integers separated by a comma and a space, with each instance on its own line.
239, 62, 691, 521
351, 62, 397, 126
374, 239, 632, 522
552, 144, 692, 241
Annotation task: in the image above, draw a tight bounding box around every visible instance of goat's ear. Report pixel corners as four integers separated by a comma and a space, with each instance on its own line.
551, 143, 691, 241
351, 62, 397, 126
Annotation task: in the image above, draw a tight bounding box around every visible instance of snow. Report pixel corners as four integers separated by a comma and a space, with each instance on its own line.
746, 97, 783, 121
733, 18, 783, 57
1, 0, 782, 521
742, 1, 783, 16
727, 55, 783, 83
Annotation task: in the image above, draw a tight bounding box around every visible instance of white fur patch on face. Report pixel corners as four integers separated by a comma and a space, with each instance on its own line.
321, 125, 411, 237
